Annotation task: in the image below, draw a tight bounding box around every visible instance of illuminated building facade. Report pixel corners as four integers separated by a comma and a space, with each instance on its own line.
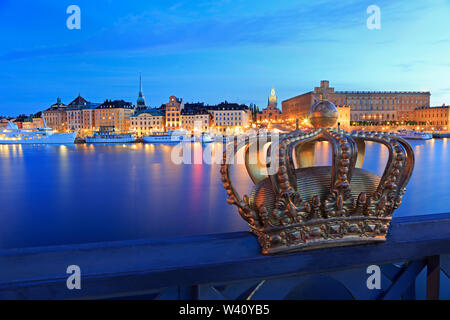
208, 103, 251, 133
66, 95, 99, 134
21, 117, 44, 129
336, 105, 351, 130
94, 100, 134, 132
165, 96, 182, 130
32, 117, 44, 128
130, 109, 165, 136
282, 80, 430, 124
181, 109, 211, 132
257, 88, 282, 122
414, 105, 450, 129
81, 108, 96, 132
42, 98, 68, 132
0, 118, 9, 129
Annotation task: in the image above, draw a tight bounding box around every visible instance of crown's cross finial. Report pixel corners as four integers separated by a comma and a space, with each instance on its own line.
314, 80, 334, 101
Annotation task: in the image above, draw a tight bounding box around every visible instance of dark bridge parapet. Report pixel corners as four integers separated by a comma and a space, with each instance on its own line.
0, 213, 449, 299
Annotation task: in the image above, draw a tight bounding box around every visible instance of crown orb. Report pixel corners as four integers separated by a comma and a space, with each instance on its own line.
308, 100, 339, 129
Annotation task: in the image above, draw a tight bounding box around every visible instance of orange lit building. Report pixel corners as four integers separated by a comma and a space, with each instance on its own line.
208, 103, 251, 133
21, 117, 44, 129
32, 117, 44, 128
282, 80, 430, 124
42, 98, 68, 132
165, 96, 182, 130
414, 105, 450, 129
0, 118, 9, 129
66, 95, 100, 134
336, 105, 351, 130
181, 109, 212, 132
94, 100, 134, 132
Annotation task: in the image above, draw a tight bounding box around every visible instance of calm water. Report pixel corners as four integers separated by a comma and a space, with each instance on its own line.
0, 139, 448, 249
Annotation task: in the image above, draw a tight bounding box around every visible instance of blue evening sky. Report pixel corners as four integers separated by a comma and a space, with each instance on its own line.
0, 0, 449, 115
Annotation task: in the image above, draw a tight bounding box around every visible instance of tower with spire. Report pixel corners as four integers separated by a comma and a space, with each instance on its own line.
256, 87, 282, 123
136, 74, 146, 110
268, 88, 277, 108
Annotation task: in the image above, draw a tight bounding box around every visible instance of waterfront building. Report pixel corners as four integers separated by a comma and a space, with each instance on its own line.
12, 120, 23, 129
11, 115, 34, 129
42, 98, 68, 132
21, 117, 44, 129
66, 95, 99, 134
165, 96, 183, 130
181, 109, 212, 132
32, 117, 44, 128
414, 105, 450, 129
0, 118, 9, 129
136, 75, 146, 110
81, 108, 96, 133
130, 108, 165, 136
94, 99, 134, 132
257, 88, 282, 123
67, 97, 84, 131
207, 102, 251, 133
282, 80, 430, 124
335, 105, 351, 130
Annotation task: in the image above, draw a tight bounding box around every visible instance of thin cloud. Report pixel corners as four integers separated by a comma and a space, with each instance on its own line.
0, 1, 377, 61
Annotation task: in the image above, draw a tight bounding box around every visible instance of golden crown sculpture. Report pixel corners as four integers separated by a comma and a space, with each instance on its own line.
221, 99, 414, 254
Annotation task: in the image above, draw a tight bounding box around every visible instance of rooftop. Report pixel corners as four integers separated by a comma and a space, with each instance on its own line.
68, 95, 91, 107
132, 108, 163, 117
181, 109, 210, 115
282, 89, 431, 104
207, 102, 249, 111
415, 105, 449, 110
336, 91, 431, 95
45, 98, 67, 111
97, 99, 133, 109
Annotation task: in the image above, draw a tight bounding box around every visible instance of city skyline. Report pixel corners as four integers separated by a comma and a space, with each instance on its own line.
0, 0, 450, 115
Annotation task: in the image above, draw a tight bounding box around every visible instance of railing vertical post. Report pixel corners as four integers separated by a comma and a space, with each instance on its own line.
426, 255, 440, 300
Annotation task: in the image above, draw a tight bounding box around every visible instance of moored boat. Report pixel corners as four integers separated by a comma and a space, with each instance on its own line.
143, 130, 193, 144
0, 121, 77, 144
197, 133, 214, 143
86, 127, 135, 143
396, 129, 432, 140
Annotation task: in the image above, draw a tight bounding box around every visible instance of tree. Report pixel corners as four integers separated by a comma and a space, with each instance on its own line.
248, 103, 260, 122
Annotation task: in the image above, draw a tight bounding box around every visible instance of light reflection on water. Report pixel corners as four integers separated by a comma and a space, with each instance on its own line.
0, 140, 448, 249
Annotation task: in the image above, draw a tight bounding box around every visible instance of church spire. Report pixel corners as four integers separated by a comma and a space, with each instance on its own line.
136, 73, 146, 109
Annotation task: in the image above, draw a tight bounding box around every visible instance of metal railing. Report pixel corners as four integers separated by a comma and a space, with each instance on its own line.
0, 212, 449, 299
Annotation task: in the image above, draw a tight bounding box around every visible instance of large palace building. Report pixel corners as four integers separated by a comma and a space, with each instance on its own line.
414, 105, 450, 129
282, 81, 430, 123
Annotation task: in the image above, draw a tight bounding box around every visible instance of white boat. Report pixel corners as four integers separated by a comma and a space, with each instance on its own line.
143, 130, 194, 144
196, 133, 214, 143
396, 130, 432, 140
0, 121, 76, 144
86, 129, 136, 143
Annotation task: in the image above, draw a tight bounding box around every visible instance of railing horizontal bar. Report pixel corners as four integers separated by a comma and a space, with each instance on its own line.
0, 212, 449, 299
